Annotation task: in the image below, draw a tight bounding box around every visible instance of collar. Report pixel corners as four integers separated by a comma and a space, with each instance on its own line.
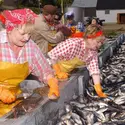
0, 29, 8, 43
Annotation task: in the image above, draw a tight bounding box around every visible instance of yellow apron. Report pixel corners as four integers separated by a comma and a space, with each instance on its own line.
58, 57, 86, 73
0, 61, 29, 117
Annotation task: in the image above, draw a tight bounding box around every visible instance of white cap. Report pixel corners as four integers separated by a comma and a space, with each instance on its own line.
65, 11, 74, 17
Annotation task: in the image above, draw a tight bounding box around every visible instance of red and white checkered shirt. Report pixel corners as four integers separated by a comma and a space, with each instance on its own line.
48, 38, 100, 75
0, 30, 53, 83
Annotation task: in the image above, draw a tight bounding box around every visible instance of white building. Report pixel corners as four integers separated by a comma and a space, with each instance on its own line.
96, 0, 125, 23
67, 0, 125, 23
66, 0, 97, 23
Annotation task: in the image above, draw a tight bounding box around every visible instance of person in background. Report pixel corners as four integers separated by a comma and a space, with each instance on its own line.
65, 11, 77, 29
0, 8, 59, 105
65, 11, 85, 38
0, 13, 5, 25
65, 11, 77, 35
31, 5, 71, 54
91, 18, 98, 25
0, 7, 6, 28
48, 10, 71, 51
54, 11, 71, 36
87, 17, 102, 30
0, 10, 5, 36
53, 11, 63, 25
0, 14, 5, 30
48, 25, 107, 98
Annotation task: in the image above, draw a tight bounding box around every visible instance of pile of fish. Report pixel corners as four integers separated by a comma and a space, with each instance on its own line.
56, 42, 125, 125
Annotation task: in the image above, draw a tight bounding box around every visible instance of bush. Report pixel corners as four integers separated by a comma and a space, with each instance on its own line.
18, 5, 41, 14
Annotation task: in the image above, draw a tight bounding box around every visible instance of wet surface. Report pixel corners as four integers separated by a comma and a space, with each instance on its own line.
7, 86, 49, 119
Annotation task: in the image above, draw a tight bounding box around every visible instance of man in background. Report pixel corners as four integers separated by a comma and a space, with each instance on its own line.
31, 5, 71, 54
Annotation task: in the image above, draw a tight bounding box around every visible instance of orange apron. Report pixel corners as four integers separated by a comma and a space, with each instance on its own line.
0, 61, 29, 117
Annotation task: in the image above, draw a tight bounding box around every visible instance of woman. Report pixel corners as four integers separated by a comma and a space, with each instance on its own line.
91, 18, 98, 25
48, 25, 107, 98
87, 17, 102, 30
65, 11, 77, 28
0, 8, 59, 104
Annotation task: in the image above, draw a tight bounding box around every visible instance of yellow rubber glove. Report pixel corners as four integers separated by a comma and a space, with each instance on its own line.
52, 64, 68, 79
0, 86, 16, 104
94, 83, 107, 98
47, 78, 60, 99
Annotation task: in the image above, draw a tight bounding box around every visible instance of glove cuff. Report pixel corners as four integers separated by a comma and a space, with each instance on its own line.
52, 64, 61, 74
48, 78, 58, 88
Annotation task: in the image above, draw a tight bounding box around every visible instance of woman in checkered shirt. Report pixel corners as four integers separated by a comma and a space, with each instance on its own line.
0, 8, 59, 104
48, 25, 107, 98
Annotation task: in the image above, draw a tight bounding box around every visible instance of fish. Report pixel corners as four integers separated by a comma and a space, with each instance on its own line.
86, 112, 96, 125
64, 103, 72, 113
60, 112, 72, 121
71, 112, 83, 125
56, 40, 125, 125
113, 95, 125, 105
70, 101, 86, 109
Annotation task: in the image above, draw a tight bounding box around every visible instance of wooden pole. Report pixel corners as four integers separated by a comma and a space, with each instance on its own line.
61, 0, 65, 24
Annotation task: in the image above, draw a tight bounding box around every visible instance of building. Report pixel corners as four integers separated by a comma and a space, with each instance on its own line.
68, 0, 125, 23
66, 0, 97, 23
96, 0, 125, 23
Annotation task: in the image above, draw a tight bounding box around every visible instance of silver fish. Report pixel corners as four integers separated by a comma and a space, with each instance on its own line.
86, 112, 95, 125
114, 95, 125, 105
61, 112, 72, 121
70, 101, 86, 108
71, 112, 83, 125
64, 103, 72, 113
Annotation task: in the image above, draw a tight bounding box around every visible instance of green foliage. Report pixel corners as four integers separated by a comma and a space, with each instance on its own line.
104, 30, 118, 38
54, 0, 74, 6
40, 0, 74, 7
0, 0, 4, 6
18, 5, 40, 14
17, 0, 74, 13
27, 7, 40, 14
40, 0, 55, 6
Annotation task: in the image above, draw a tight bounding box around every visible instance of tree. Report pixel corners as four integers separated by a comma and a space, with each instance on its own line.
53, 0, 74, 24
14, 0, 74, 14
0, 0, 3, 6
40, 0, 73, 7
54, 0, 73, 6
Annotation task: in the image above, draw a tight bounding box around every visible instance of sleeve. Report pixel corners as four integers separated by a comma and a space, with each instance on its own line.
86, 55, 100, 76
48, 39, 78, 61
35, 16, 65, 44
32, 44, 54, 83
55, 24, 71, 37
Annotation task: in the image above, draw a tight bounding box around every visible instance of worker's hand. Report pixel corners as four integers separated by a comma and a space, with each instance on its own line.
94, 83, 107, 98
56, 72, 69, 79
47, 78, 60, 100
0, 86, 16, 104
52, 64, 69, 79
58, 26, 71, 36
